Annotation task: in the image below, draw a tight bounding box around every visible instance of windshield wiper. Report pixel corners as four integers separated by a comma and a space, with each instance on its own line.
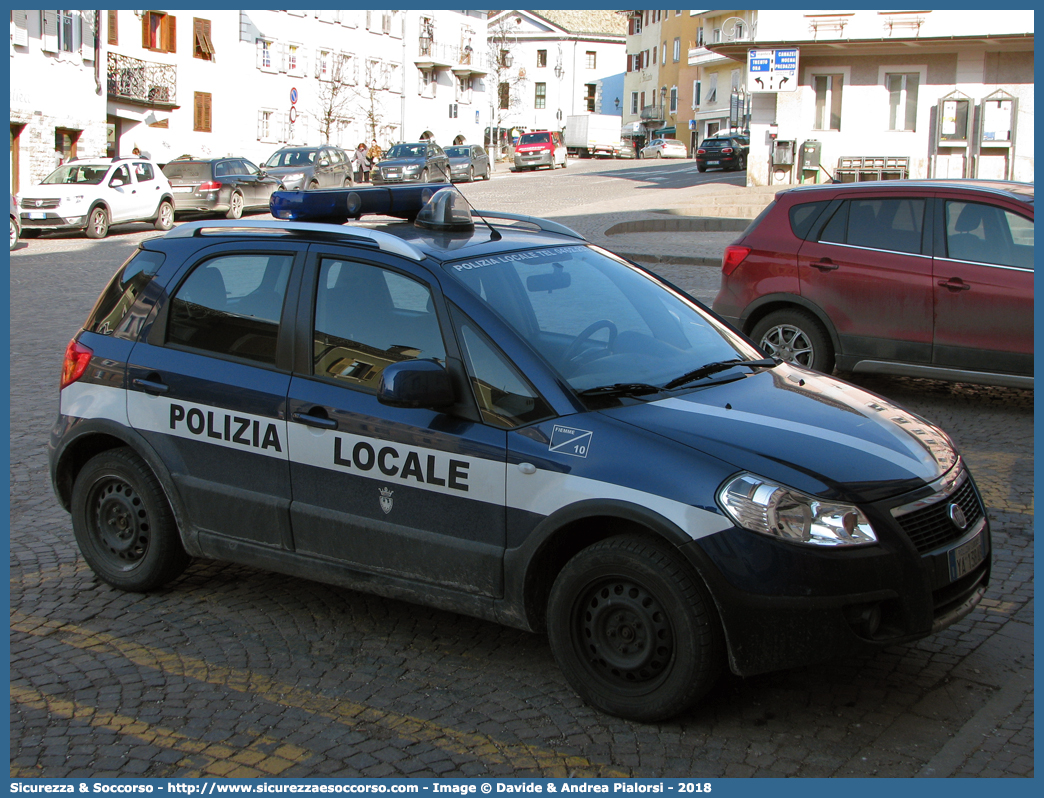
663, 358, 778, 390
578, 383, 662, 398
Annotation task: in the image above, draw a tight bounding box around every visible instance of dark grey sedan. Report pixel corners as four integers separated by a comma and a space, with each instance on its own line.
262, 146, 354, 190
372, 142, 450, 185
445, 144, 491, 182
161, 158, 282, 219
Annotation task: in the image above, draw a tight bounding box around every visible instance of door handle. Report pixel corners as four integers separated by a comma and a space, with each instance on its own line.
810, 259, 838, 271
938, 278, 972, 291
292, 410, 338, 430
132, 377, 169, 394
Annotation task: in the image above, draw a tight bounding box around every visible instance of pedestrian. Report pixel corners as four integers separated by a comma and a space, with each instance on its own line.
367, 139, 383, 167
354, 143, 370, 183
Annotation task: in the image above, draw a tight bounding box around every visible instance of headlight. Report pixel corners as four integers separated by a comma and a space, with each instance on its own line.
282, 172, 306, 183
402, 164, 421, 174
718, 473, 877, 547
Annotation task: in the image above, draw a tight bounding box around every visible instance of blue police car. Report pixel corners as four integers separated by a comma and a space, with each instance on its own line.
49, 185, 991, 722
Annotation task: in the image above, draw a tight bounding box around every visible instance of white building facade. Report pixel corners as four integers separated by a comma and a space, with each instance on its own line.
487, 10, 626, 135
705, 10, 1034, 185
10, 10, 106, 193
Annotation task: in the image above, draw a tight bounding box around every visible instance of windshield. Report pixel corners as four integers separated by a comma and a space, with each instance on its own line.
445, 146, 470, 157
161, 162, 211, 180
42, 164, 109, 185
264, 149, 316, 168
386, 144, 426, 158
518, 133, 549, 145
444, 246, 758, 391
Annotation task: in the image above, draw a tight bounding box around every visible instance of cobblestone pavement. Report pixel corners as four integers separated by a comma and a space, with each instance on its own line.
9, 180, 1033, 778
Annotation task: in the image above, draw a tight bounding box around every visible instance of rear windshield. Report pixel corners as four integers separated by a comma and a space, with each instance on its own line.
85, 249, 166, 337
161, 162, 211, 180
519, 133, 550, 145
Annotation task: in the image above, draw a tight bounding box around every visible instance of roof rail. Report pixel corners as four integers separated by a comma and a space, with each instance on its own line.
473, 210, 584, 240
163, 220, 425, 261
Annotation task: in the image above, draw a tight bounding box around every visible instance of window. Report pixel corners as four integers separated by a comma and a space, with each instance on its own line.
419, 69, 436, 98
673, 37, 680, 62
132, 162, 155, 183
669, 87, 677, 113
585, 84, 596, 113
652, 45, 657, 65
731, 69, 741, 92
820, 198, 925, 255
585, 51, 596, 69
535, 83, 547, 110
499, 82, 509, 110
257, 38, 275, 71
167, 254, 293, 365
107, 9, 117, 45
58, 10, 76, 52
706, 73, 717, 104
316, 48, 332, 80
632, 14, 642, 34
142, 10, 176, 53
313, 259, 445, 390
453, 311, 552, 429
285, 43, 305, 76
661, 43, 666, 64
630, 92, 638, 114
945, 202, 1034, 270
193, 18, 214, 61
193, 91, 212, 132
537, 50, 547, 68
54, 128, 80, 163
887, 73, 919, 132
693, 79, 701, 108
813, 74, 843, 130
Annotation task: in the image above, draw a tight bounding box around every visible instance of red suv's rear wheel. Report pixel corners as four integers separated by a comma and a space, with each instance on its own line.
751, 309, 834, 373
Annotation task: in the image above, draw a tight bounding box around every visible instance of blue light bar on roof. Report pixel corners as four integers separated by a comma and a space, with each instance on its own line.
269, 184, 452, 223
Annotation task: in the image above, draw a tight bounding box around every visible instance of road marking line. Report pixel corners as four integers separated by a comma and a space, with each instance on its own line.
11, 683, 308, 777
12, 612, 629, 777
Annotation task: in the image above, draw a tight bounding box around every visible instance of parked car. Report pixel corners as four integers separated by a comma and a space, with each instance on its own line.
10, 194, 20, 250
262, 146, 354, 191
444, 144, 491, 182
51, 185, 991, 723
162, 157, 283, 219
513, 130, 567, 171
696, 134, 749, 172
614, 141, 637, 160
18, 157, 174, 239
712, 179, 1034, 388
639, 138, 687, 159
372, 142, 451, 184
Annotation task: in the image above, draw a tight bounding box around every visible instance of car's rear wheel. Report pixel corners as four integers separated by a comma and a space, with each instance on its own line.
10, 217, 19, 250
751, 308, 835, 373
697, 164, 707, 173
420, 168, 429, 183
154, 200, 174, 231
226, 192, 244, 220
71, 448, 191, 592
548, 535, 723, 722
85, 206, 109, 239
655, 151, 662, 159
467, 165, 474, 182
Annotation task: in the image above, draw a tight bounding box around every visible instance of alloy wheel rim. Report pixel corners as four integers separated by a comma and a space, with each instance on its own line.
761, 324, 814, 366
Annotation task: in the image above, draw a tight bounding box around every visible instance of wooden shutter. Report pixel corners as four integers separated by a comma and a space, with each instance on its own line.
41, 10, 58, 53
141, 12, 150, 48
107, 10, 117, 45
165, 14, 176, 53
194, 92, 212, 132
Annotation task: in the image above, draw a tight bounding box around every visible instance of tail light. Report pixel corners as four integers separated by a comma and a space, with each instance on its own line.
722, 147, 734, 154
61, 339, 93, 389
722, 246, 752, 276
696, 148, 706, 155
197, 181, 221, 192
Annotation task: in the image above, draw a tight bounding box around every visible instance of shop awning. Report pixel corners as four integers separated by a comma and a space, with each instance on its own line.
652, 126, 676, 137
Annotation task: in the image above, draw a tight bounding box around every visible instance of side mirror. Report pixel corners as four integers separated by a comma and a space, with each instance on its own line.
109, 178, 125, 188
377, 359, 455, 409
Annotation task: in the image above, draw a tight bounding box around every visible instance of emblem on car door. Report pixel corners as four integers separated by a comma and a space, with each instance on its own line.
379, 487, 394, 515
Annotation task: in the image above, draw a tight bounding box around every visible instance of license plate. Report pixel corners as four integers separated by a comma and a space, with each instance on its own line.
948, 532, 985, 581
28, 212, 46, 220
173, 186, 193, 193
708, 160, 719, 165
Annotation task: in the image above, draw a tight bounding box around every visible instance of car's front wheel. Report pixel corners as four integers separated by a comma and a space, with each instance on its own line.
84, 206, 109, 239
10, 217, 19, 250
226, 192, 244, 220
154, 200, 174, 230
751, 308, 835, 372
547, 535, 723, 722
70, 448, 191, 592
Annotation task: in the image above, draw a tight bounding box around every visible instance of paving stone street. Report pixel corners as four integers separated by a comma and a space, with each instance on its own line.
9, 166, 1034, 779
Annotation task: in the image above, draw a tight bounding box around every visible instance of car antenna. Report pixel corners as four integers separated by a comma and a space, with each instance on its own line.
450, 183, 501, 241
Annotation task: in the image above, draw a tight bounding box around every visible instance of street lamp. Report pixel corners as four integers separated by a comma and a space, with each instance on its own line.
614, 96, 620, 111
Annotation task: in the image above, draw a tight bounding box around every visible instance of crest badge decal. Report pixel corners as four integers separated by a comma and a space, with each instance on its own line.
379, 487, 394, 515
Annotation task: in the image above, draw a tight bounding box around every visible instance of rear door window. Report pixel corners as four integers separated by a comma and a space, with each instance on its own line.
818, 197, 925, 254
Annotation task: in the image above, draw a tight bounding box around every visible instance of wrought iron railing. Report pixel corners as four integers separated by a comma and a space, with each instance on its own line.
107, 52, 177, 106
640, 104, 665, 121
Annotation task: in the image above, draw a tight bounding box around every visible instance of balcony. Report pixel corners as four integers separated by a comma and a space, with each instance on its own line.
415, 41, 488, 75
640, 104, 665, 122
107, 52, 177, 108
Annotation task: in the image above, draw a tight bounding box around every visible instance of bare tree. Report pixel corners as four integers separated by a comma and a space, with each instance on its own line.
311, 50, 356, 144
356, 58, 399, 145
486, 15, 529, 156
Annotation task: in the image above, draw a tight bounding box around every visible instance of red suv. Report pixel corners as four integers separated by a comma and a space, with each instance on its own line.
712, 180, 1033, 388
513, 130, 567, 171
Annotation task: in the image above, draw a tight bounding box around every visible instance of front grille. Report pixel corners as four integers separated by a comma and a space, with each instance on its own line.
22, 198, 60, 209
895, 477, 984, 554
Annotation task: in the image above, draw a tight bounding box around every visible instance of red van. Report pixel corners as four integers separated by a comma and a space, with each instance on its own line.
513, 130, 567, 171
